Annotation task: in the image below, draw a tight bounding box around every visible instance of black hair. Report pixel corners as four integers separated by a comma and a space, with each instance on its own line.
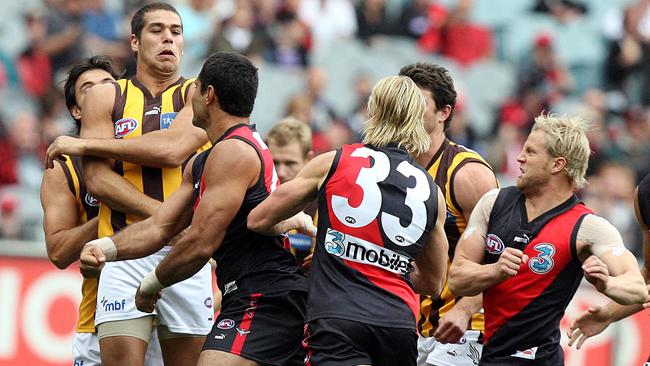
63, 55, 120, 135
399, 63, 457, 130
197, 52, 258, 117
131, 2, 181, 39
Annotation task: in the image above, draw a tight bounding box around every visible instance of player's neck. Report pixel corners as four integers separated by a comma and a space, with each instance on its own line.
415, 129, 446, 167
206, 111, 250, 143
135, 65, 180, 97
523, 182, 574, 221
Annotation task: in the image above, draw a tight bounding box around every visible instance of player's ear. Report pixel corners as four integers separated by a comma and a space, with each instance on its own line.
551, 156, 566, 174
69, 105, 82, 121
207, 85, 218, 105
130, 34, 139, 53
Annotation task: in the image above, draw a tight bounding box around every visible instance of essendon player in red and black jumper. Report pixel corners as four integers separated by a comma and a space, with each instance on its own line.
193, 123, 308, 364
248, 75, 450, 366
478, 187, 590, 364
79, 52, 309, 366
567, 173, 650, 360
306, 143, 444, 365
449, 115, 647, 366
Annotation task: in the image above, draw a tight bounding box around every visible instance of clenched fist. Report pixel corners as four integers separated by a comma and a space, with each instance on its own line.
492, 247, 529, 280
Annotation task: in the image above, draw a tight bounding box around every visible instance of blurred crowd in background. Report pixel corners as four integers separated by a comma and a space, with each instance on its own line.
0, 0, 648, 259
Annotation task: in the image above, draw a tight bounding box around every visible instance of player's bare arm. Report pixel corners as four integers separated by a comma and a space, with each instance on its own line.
247, 151, 335, 235
79, 154, 199, 274
80, 83, 161, 217
46, 85, 208, 169
454, 162, 499, 223
40, 162, 98, 269
636, 186, 650, 306
436, 162, 498, 343
577, 214, 647, 305
449, 189, 529, 296
152, 139, 260, 289
410, 186, 449, 297
568, 188, 650, 349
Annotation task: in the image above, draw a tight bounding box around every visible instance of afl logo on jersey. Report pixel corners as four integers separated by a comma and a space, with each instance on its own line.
485, 234, 505, 254
114, 118, 139, 138
216, 319, 235, 330
84, 193, 99, 207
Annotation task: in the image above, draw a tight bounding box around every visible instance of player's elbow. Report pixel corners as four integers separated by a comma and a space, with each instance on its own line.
246, 211, 267, 234
85, 172, 110, 200
194, 245, 215, 263
47, 246, 74, 269
423, 277, 443, 299
158, 146, 188, 168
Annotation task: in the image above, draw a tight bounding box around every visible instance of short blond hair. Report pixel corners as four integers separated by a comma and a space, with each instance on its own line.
532, 114, 591, 189
266, 117, 312, 157
362, 76, 430, 155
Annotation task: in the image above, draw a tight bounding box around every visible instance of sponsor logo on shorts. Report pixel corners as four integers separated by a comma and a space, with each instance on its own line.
511, 346, 538, 360
100, 297, 126, 312
468, 343, 480, 365
217, 319, 235, 330
224, 281, 238, 296
485, 234, 504, 254
324, 229, 411, 274
214, 333, 227, 340
204, 297, 213, 308
160, 112, 177, 129
245, 299, 258, 318
114, 118, 138, 138
84, 193, 99, 207
236, 327, 250, 336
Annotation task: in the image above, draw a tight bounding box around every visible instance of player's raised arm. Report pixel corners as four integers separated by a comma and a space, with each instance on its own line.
80, 154, 200, 273
151, 138, 260, 288
40, 162, 98, 269
568, 186, 650, 349
411, 185, 449, 297
80, 83, 161, 218
47, 83, 208, 168
577, 214, 647, 305
247, 151, 335, 235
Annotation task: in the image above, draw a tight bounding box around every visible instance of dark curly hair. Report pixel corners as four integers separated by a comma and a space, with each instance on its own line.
399, 63, 457, 130
63, 55, 120, 135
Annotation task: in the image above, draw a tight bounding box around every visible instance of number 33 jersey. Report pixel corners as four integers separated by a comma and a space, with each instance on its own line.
309, 143, 439, 329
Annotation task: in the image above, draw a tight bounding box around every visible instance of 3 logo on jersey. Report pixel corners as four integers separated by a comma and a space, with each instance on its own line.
529, 243, 556, 274
324, 229, 411, 274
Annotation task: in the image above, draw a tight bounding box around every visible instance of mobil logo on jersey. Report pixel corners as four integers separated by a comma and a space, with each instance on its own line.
485, 234, 505, 254
324, 228, 411, 274
114, 118, 139, 138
